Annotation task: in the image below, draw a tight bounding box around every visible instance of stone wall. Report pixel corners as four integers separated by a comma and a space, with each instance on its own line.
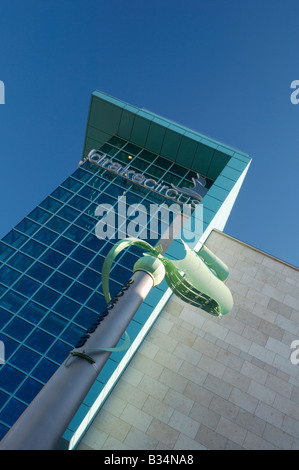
77, 230, 299, 450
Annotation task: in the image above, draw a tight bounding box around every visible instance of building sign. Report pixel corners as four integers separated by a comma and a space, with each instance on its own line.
87, 149, 207, 208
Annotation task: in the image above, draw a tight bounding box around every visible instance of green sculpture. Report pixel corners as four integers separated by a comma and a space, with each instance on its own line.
102, 238, 233, 317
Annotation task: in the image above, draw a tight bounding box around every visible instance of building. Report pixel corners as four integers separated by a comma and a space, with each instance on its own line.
0, 91, 297, 450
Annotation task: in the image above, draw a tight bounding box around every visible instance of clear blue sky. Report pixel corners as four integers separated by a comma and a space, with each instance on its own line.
0, 0, 298, 267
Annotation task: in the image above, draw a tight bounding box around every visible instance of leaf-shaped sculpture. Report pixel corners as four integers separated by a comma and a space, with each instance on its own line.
101, 238, 233, 317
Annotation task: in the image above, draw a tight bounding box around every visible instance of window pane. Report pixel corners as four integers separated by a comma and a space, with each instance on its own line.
32, 358, 58, 383
2, 230, 28, 250
45, 216, 69, 233
46, 272, 73, 293
57, 205, 80, 223
74, 307, 99, 328
39, 197, 63, 213
53, 297, 81, 319
27, 207, 52, 225
78, 268, 101, 289
74, 214, 95, 232
0, 365, 25, 394
61, 177, 82, 193
4, 317, 33, 341
52, 237, 76, 256
0, 398, 27, 426
26, 329, 54, 354
66, 282, 92, 303
21, 239, 46, 258
0, 265, 21, 287
13, 276, 40, 297
15, 219, 40, 237
33, 227, 58, 246
60, 323, 85, 345
86, 292, 107, 313
51, 187, 73, 203
40, 312, 67, 337
70, 246, 94, 264
1, 291, 27, 313
7, 252, 34, 271
39, 249, 64, 268
18, 301, 47, 324
63, 224, 86, 243
68, 194, 91, 212
47, 340, 70, 363
81, 233, 104, 252
58, 258, 83, 278
0, 308, 12, 329
27, 262, 52, 282
15, 378, 43, 404
10, 346, 41, 373
71, 168, 93, 183
33, 286, 60, 308
0, 243, 15, 263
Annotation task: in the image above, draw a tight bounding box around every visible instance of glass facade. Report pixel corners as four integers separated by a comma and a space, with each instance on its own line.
0, 136, 214, 441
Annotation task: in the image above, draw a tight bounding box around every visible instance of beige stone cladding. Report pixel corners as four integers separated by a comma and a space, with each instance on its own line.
78, 230, 299, 450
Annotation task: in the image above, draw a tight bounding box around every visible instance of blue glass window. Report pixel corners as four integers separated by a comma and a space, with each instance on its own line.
4, 317, 33, 341
26, 329, 54, 354
15, 378, 43, 404
0, 424, 9, 441
70, 246, 94, 264
75, 214, 95, 232
45, 216, 69, 233
88, 175, 110, 191
33, 286, 60, 308
89, 254, 105, 272
0, 365, 25, 394
68, 194, 91, 212
13, 276, 40, 297
66, 283, 92, 303
0, 390, 9, 409
2, 231, 28, 250
0, 308, 12, 329
78, 268, 100, 289
58, 258, 83, 278
57, 205, 80, 223
0, 334, 20, 360
33, 227, 58, 246
10, 346, 41, 373
52, 237, 76, 256
74, 307, 99, 328
0, 266, 21, 287
53, 297, 81, 319
61, 177, 82, 193
39, 249, 64, 269
81, 233, 103, 252
111, 265, 131, 284
71, 168, 93, 183
27, 207, 52, 225
86, 292, 106, 313
7, 252, 33, 271
40, 313, 67, 336
60, 323, 85, 345
63, 224, 86, 243
21, 239, 46, 258
0, 398, 27, 426
27, 262, 52, 282
78, 185, 101, 202
1, 291, 27, 313
18, 301, 47, 324
46, 272, 73, 293
15, 219, 40, 237
47, 340, 70, 363
0, 243, 15, 263
51, 187, 73, 203
39, 196, 63, 213
32, 358, 58, 383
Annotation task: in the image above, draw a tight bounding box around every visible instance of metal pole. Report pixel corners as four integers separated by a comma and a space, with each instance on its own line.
0, 270, 155, 450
